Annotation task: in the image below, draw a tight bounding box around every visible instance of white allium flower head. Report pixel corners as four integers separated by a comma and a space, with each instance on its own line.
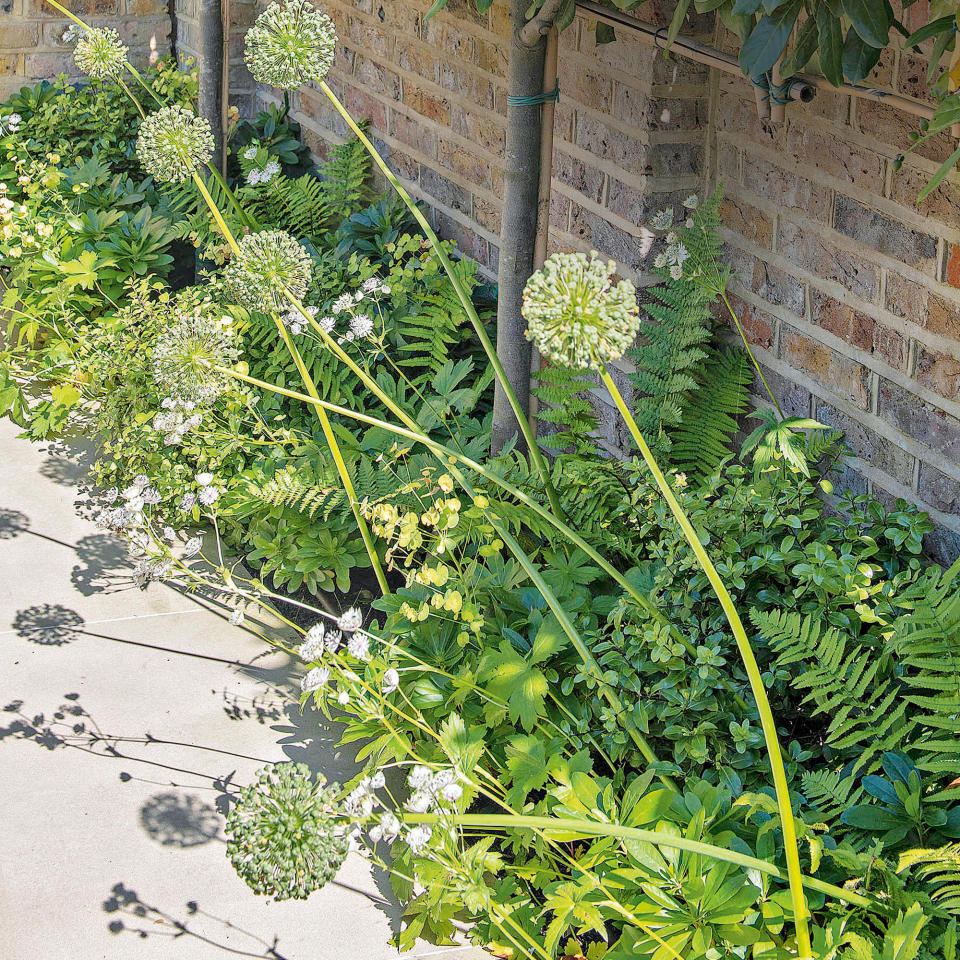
152, 307, 239, 405
301, 666, 330, 692
136, 105, 215, 184
224, 230, 312, 312
74, 27, 128, 80
245, 0, 338, 90
382, 668, 399, 694
349, 313, 374, 339
347, 633, 370, 662
405, 825, 433, 855
522, 251, 640, 371
337, 607, 362, 633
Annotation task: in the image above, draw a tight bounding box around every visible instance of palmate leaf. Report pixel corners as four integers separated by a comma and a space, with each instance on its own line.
504, 734, 551, 805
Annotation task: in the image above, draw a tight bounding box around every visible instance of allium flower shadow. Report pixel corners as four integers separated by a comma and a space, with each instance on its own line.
12, 604, 85, 645
70, 533, 132, 596
0, 507, 29, 539
139, 792, 222, 848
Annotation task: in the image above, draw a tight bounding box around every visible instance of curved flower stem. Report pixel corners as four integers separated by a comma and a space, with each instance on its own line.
271, 321, 390, 596
598, 367, 811, 959
217, 363, 675, 790
402, 813, 882, 916
192, 172, 241, 255
317, 79, 563, 520
720, 290, 783, 419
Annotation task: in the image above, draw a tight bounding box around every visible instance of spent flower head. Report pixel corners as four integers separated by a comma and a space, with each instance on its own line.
152, 307, 239, 405
136, 105, 214, 184
226, 762, 348, 900
74, 27, 128, 80
245, 0, 338, 90
224, 230, 312, 312
522, 251, 640, 371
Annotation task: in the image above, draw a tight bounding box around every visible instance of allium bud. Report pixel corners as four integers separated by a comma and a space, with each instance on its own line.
136, 105, 215, 184
245, 0, 337, 90
224, 230, 312, 312
74, 27, 128, 80
226, 763, 348, 900
522, 251, 640, 371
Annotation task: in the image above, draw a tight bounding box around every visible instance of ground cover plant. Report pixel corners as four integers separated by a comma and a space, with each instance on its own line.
3, 4, 960, 959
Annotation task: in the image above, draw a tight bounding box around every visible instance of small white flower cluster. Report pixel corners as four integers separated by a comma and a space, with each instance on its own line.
179, 472, 221, 513
224, 230, 313, 312
95, 477, 154, 533
325, 279, 390, 343
246, 158, 281, 186
283, 303, 317, 336
650, 196, 699, 280
61, 24, 85, 44
405, 764, 464, 814
1, 113, 22, 136
136, 105, 215, 184
522, 251, 640, 371
73, 26, 128, 80
299, 620, 342, 662
245, 0, 338, 91
152, 397, 202, 447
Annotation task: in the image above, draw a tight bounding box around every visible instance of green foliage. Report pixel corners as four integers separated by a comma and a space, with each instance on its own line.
533, 365, 600, 456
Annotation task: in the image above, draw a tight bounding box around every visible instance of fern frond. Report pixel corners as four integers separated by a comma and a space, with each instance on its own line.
898, 845, 960, 914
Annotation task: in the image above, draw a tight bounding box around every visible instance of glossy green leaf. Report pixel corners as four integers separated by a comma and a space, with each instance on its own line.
842, 26, 883, 82
841, 0, 891, 48
739, 1, 801, 77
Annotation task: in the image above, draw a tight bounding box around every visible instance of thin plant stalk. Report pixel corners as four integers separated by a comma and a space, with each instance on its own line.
720, 290, 783, 419
216, 362, 675, 788
316, 79, 563, 520
598, 367, 811, 958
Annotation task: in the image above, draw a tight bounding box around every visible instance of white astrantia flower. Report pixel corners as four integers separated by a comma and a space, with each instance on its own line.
224, 230, 312, 312
343, 787, 375, 819
229, 608, 246, 626
347, 633, 370, 662
318, 315, 335, 333
141, 487, 161, 505
369, 770, 386, 791
136, 105, 214, 184
331, 293, 354, 314
196, 472, 214, 486
162, 526, 176, 540
245, 0, 338, 90
246, 168, 264, 186
262, 159, 281, 183
323, 629, 342, 653
337, 689, 350, 706
243, 146, 258, 160
405, 791, 433, 814
104, 487, 119, 503
407, 765, 432, 791
405, 825, 433, 855
198, 486, 220, 507
338, 608, 363, 633
439, 782, 463, 804
74, 26, 128, 80
301, 666, 330, 692
299, 633, 325, 662
649, 207, 674, 231
349, 313, 374, 339
382, 668, 399, 694
522, 251, 640, 371
180, 493, 197, 512
683, 194, 700, 209
133, 474, 150, 488
361, 277, 381, 294
183, 536, 203, 558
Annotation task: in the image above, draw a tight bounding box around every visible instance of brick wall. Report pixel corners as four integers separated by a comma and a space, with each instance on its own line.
246, 0, 958, 561
0, 0, 171, 101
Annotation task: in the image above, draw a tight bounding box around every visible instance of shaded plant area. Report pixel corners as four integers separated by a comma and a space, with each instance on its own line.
3, 5, 960, 960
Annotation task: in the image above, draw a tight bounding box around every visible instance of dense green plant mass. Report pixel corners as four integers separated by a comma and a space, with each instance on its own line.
5, 33, 960, 960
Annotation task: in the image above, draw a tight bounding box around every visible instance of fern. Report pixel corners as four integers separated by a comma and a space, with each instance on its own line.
800, 768, 864, 823
533, 364, 600, 456
669, 345, 751, 484
898, 846, 960, 914
627, 189, 724, 451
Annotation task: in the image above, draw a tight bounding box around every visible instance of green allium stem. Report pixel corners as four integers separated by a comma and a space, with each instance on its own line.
317, 79, 563, 520
720, 290, 783, 419
599, 367, 811, 959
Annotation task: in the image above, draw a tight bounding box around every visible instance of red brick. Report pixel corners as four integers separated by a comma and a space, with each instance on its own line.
720, 196, 772, 247
785, 121, 885, 191
782, 329, 872, 408
916, 347, 960, 401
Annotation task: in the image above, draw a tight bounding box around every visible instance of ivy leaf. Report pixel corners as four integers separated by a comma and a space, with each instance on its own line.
739, 0, 801, 77
841, 0, 891, 48
842, 26, 883, 81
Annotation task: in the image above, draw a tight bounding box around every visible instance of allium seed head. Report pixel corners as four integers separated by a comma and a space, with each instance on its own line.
522, 251, 640, 371
152, 307, 239, 405
136, 105, 214, 184
226, 762, 348, 900
245, 0, 338, 90
74, 27, 128, 80
224, 230, 312, 312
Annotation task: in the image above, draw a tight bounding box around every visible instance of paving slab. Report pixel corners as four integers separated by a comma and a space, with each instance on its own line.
0, 418, 486, 960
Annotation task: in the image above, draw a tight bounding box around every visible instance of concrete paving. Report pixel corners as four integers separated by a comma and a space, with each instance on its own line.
0, 417, 485, 960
